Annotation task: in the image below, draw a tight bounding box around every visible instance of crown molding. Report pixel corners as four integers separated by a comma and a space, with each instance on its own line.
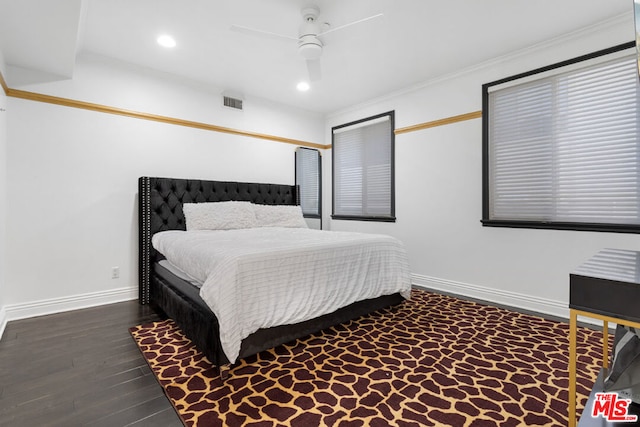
327, 12, 632, 121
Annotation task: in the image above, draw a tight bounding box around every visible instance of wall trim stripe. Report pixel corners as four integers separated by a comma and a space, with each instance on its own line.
7, 87, 327, 149
395, 110, 482, 135
1, 69, 481, 148
323, 110, 483, 150
0, 69, 326, 149
0, 72, 8, 95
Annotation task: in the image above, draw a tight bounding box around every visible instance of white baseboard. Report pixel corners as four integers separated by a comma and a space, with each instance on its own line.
0, 305, 7, 342
411, 273, 602, 327
0, 276, 606, 342
2, 286, 138, 328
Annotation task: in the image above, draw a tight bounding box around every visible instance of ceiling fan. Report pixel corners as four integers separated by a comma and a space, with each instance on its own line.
230, 5, 383, 82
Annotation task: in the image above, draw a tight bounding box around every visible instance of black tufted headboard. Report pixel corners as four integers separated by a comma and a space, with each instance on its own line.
138, 176, 298, 304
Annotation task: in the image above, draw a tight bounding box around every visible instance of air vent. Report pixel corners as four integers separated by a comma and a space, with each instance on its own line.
223, 96, 243, 111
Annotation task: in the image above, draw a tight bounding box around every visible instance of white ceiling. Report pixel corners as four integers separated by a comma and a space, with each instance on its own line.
0, 0, 633, 114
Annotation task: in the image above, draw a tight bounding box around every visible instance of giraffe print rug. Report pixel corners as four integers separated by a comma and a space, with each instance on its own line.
130, 289, 606, 427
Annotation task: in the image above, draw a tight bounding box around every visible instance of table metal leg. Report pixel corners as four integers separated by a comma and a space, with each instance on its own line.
602, 320, 608, 368
569, 309, 577, 427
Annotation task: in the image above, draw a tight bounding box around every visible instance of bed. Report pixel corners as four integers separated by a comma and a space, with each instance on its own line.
138, 176, 410, 376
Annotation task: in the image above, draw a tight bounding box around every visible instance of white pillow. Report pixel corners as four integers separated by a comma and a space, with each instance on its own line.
253, 204, 308, 228
183, 201, 258, 230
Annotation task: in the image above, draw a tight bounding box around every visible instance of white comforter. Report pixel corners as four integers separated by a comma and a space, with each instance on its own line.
152, 227, 411, 363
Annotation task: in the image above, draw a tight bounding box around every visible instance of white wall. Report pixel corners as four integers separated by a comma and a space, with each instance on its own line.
4, 15, 638, 324
325, 16, 640, 319
4, 53, 324, 318
0, 50, 8, 334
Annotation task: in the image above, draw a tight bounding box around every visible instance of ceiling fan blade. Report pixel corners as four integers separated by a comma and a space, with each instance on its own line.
306, 59, 322, 82
230, 24, 298, 42
319, 13, 383, 37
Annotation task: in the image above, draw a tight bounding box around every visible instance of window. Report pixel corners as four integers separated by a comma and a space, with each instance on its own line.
295, 147, 321, 217
332, 111, 395, 222
482, 42, 640, 233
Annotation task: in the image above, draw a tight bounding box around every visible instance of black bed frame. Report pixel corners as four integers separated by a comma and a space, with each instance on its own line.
138, 176, 404, 372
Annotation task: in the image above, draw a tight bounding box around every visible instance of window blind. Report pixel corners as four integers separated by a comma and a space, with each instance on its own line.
332, 112, 394, 220
487, 51, 640, 227
295, 147, 321, 216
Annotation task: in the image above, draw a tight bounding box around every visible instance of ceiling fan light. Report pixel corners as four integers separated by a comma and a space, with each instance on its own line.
298, 35, 322, 60
299, 43, 322, 60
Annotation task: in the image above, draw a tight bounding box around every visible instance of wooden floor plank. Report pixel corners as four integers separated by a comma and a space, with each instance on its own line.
0, 300, 182, 426
1, 350, 150, 399
125, 407, 183, 427
89, 395, 181, 427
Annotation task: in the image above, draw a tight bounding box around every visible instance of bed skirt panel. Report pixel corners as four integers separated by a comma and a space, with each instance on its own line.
151, 266, 405, 367
151, 273, 229, 366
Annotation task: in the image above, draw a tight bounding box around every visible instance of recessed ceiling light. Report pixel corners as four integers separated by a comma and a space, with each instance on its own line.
157, 34, 176, 48
297, 81, 310, 92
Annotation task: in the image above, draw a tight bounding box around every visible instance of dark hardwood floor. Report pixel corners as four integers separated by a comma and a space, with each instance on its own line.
0, 301, 182, 427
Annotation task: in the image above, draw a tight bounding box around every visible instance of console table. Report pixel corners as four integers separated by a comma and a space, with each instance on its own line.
569, 248, 640, 427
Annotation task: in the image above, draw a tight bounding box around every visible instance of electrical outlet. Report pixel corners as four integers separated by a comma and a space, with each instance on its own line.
111, 267, 120, 279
